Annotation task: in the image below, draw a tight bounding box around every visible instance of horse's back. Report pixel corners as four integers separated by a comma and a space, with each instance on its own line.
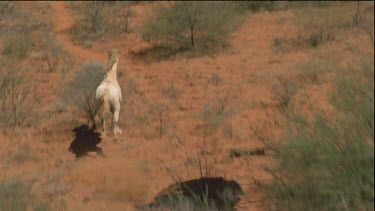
95, 81, 121, 104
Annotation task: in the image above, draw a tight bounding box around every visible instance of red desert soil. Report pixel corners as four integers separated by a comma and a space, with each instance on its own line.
51, 2, 105, 63
1, 1, 373, 211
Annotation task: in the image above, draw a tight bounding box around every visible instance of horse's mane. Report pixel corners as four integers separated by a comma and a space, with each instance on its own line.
106, 56, 117, 71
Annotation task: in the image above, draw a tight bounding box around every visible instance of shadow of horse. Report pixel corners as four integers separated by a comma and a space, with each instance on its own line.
69, 124, 104, 158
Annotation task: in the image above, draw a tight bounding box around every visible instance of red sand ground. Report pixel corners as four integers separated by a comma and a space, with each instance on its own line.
0, 1, 373, 211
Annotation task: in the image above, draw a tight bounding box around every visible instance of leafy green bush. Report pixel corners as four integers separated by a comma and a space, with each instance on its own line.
142, 2, 242, 51
267, 60, 374, 210
59, 61, 105, 123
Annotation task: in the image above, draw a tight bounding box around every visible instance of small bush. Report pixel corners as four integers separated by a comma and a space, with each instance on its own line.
163, 80, 180, 99
271, 77, 299, 108
119, 2, 136, 33
70, 1, 136, 42
141, 2, 243, 52
235, 1, 276, 13
0, 61, 39, 129
293, 3, 356, 48
0, 2, 45, 36
197, 93, 233, 134
0, 1, 14, 15
0, 179, 30, 211
149, 103, 169, 138
296, 57, 336, 83
59, 61, 105, 123
2, 35, 32, 59
208, 73, 224, 86
42, 37, 64, 72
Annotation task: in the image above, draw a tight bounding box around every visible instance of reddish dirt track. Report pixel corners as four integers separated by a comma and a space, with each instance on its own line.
51, 2, 105, 63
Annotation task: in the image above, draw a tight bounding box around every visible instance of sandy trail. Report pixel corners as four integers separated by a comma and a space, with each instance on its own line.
50, 2, 105, 63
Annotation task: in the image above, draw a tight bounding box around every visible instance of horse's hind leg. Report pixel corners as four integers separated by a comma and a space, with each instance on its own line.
112, 105, 122, 136
101, 117, 107, 135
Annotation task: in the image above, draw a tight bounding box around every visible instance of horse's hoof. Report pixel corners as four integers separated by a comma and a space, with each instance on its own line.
113, 128, 122, 136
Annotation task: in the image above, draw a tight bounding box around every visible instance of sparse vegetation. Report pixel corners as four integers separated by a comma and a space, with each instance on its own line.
0, 61, 39, 129
296, 57, 336, 83
0, 2, 373, 211
70, 1, 137, 43
119, 2, 136, 33
293, 2, 357, 48
271, 77, 299, 108
0, 1, 15, 15
42, 37, 65, 73
163, 80, 181, 99
0, 179, 31, 211
70, 1, 115, 39
2, 35, 32, 59
208, 73, 223, 86
59, 61, 105, 124
267, 57, 374, 210
271, 2, 362, 50
235, 1, 276, 13
222, 121, 234, 140
150, 103, 169, 138
197, 92, 233, 134
0, 179, 50, 211
7, 143, 38, 164
141, 2, 243, 55
33, 202, 50, 211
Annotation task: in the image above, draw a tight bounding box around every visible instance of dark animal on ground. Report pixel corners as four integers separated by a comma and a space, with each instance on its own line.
143, 177, 244, 210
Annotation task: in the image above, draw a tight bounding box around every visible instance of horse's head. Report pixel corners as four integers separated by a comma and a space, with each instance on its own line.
108, 49, 119, 61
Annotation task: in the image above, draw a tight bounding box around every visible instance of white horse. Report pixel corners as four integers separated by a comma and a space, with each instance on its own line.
92, 49, 122, 136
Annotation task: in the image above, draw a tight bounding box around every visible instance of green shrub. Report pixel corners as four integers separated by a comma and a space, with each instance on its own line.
59, 61, 105, 123
267, 60, 374, 210
2, 35, 32, 59
141, 2, 242, 52
0, 179, 30, 211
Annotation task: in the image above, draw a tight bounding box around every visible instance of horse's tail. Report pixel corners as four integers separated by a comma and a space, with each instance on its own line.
93, 93, 110, 128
